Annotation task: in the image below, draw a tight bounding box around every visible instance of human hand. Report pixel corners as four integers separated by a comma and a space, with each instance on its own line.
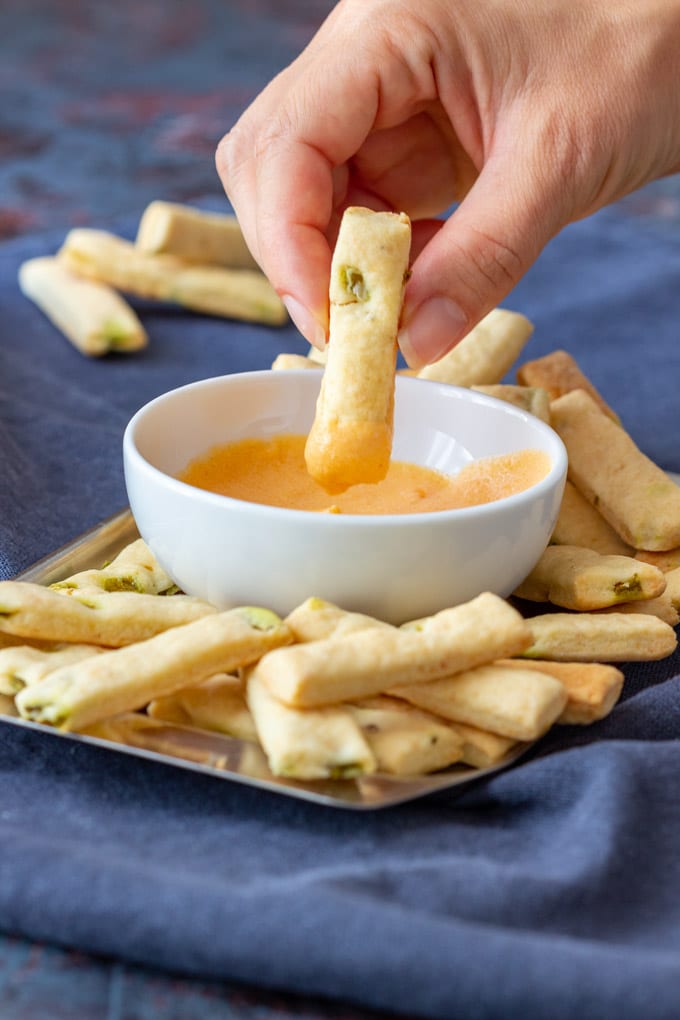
216, 0, 680, 366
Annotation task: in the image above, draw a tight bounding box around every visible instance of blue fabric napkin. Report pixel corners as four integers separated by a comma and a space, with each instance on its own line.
2, 205, 680, 1020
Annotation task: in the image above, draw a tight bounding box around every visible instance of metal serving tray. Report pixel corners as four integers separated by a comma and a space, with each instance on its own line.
3, 509, 534, 810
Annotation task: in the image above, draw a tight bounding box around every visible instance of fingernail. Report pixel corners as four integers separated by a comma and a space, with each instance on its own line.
282, 295, 327, 349
398, 296, 468, 369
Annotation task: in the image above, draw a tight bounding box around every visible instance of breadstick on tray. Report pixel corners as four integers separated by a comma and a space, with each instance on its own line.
517, 349, 620, 422
135, 201, 259, 269
513, 545, 667, 610
246, 671, 376, 780
662, 566, 680, 609
253, 593, 532, 708
346, 695, 464, 775
390, 662, 567, 742
551, 480, 634, 556
16, 607, 293, 731
51, 538, 177, 595
285, 597, 391, 644
635, 548, 680, 573
471, 384, 551, 423
495, 659, 624, 725
550, 388, 680, 551
58, 229, 287, 326
19, 256, 147, 356
597, 592, 679, 626
304, 206, 412, 493
445, 722, 519, 770
416, 308, 533, 386
0, 643, 103, 695
0, 581, 216, 646
521, 611, 677, 662
147, 673, 257, 742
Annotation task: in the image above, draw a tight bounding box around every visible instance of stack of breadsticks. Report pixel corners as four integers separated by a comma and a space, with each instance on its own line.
18, 201, 287, 356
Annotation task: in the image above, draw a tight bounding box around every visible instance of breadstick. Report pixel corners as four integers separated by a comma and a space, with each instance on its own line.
416, 308, 533, 386
58, 229, 287, 326
16, 607, 292, 731
19, 256, 147, 356
246, 672, 376, 780
51, 539, 176, 595
663, 566, 680, 609
446, 722, 519, 769
0, 581, 216, 646
254, 593, 532, 707
597, 592, 679, 626
517, 349, 619, 422
550, 389, 680, 550
635, 548, 680, 573
347, 695, 463, 775
521, 612, 677, 662
304, 206, 411, 492
471, 384, 551, 423
390, 663, 567, 742
135, 201, 258, 269
513, 545, 666, 610
271, 353, 322, 372
551, 480, 633, 556
0, 643, 103, 695
285, 597, 391, 644
147, 673, 257, 741
495, 659, 624, 725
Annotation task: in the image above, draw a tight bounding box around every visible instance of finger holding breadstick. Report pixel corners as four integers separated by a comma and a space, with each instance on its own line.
304, 206, 412, 493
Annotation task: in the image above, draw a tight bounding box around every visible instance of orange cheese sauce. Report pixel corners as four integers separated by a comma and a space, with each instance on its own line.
179, 434, 550, 515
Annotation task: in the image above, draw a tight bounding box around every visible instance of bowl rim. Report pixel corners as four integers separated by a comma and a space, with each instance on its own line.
123, 370, 568, 527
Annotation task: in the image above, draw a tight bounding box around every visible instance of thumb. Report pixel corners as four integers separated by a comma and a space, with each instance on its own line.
398, 156, 565, 367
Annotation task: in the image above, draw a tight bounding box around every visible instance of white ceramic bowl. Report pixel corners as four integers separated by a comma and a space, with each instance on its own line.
123, 370, 567, 624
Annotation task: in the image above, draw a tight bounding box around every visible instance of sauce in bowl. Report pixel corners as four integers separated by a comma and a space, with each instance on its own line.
179, 434, 550, 515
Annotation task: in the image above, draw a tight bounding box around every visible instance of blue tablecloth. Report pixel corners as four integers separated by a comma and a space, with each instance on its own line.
2, 2, 680, 1018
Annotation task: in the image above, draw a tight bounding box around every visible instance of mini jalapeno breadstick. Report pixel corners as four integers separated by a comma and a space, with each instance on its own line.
521, 612, 677, 662
246, 672, 376, 780
148, 673, 257, 742
0, 644, 103, 695
550, 389, 680, 551
470, 384, 551, 423
416, 308, 533, 386
285, 597, 391, 644
346, 695, 464, 775
254, 593, 532, 708
635, 548, 680, 573
390, 663, 567, 742
271, 353, 322, 372
16, 607, 292, 731
51, 539, 176, 595
446, 722, 519, 770
58, 229, 287, 326
0, 581, 216, 646
304, 207, 412, 493
513, 545, 667, 610
662, 566, 680, 609
597, 592, 679, 626
495, 659, 624, 725
517, 349, 620, 422
19, 256, 147, 356
551, 480, 633, 556
135, 201, 259, 270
